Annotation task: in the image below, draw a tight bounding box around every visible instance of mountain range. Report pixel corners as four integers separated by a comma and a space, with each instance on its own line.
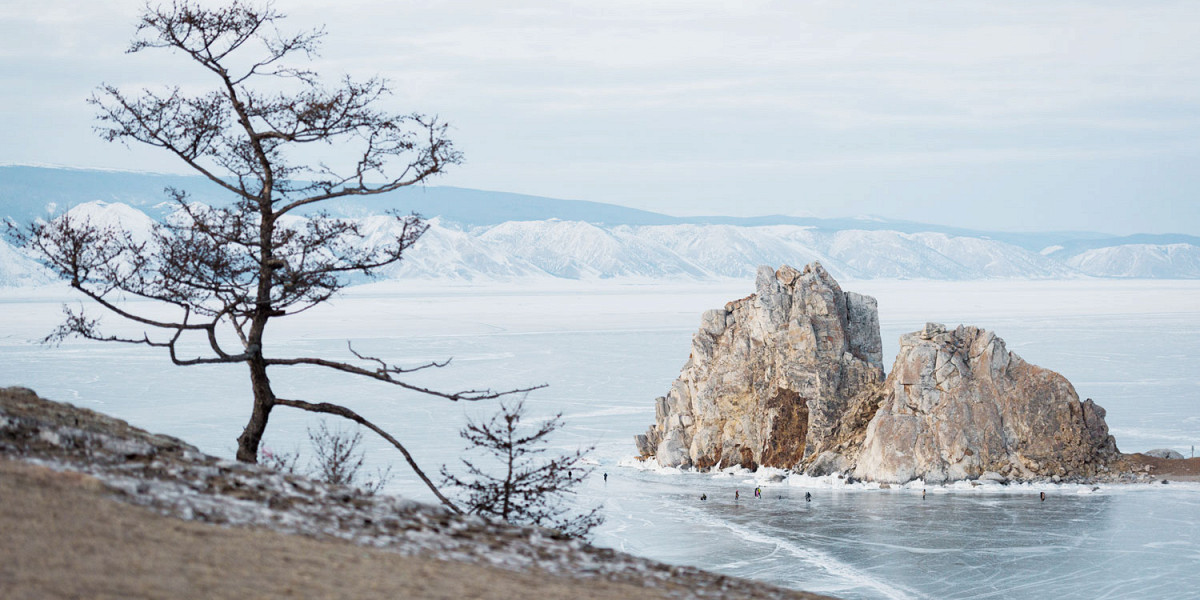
2, 166, 1198, 286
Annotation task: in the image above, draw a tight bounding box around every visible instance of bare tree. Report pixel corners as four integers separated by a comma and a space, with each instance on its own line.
260, 422, 391, 494
258, 443, 301, 475
306, 421, 392, 494
6, 1, 537, 512
441, 399, 603, 539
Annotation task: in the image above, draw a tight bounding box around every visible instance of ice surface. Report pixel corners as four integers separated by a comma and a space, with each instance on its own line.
1, 279, 1198, 599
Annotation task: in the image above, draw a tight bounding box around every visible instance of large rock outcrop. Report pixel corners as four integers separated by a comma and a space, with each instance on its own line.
851, 323, 1119, 483
636, 263, 1121, 483
634, 263, 885, 470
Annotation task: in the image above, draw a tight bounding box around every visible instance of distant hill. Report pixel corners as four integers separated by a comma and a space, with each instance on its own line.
0, 165, 676, 226
0, 166, 1107, 247
2, 166, 1198, 284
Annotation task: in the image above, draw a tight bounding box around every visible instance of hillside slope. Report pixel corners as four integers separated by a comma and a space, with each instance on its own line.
0, 387, 824, 600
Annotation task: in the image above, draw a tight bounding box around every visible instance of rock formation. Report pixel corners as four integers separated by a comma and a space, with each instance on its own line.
634, 262, 886, 470
636, 262, 1121, 483
851, 323, 1119, 483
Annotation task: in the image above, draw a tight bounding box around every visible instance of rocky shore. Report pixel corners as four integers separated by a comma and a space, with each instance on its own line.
0, 387, 830, 600
638, 262, 1194, 485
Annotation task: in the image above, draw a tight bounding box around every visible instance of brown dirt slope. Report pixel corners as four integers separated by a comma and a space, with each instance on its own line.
0, 387, 833, 600
0, 459, 690, 600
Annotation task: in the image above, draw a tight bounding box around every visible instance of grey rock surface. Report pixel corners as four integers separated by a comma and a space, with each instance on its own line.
637, 262, 885, 470
853, 323, 1119, 483
636, 264, 1124, 485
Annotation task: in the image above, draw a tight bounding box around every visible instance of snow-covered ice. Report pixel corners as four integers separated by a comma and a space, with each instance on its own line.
1, 278, 1198, 599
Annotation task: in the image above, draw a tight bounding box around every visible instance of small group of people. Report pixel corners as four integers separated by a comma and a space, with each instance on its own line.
703, 487, 1050, 503
710, 489, 813, 502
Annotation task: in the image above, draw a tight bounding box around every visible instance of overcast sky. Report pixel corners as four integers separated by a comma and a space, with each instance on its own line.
2, 1, 1198, 234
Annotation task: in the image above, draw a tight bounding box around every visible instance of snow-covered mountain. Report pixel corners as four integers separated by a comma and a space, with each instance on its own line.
1037, 234, 1200, 279
382, 220, 1080, 281
59, 198, 159, 241
5, 200, 1200, 287
0, 238, 52, 287
0, 200, 164, 288
3, 165, 1199, 285
1063, 244, 1200, 278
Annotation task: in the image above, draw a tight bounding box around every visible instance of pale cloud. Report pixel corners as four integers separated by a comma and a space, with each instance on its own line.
3, 0, 1198, 233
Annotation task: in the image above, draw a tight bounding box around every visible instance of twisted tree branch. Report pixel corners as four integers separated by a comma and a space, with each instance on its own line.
275, 397, 461, 513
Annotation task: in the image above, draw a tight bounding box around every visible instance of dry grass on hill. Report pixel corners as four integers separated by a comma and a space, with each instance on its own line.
0, 387, 830, 600
1, 459, 822, 600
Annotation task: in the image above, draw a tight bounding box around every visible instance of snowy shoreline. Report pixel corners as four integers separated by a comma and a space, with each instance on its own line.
618, 455, 1200, 494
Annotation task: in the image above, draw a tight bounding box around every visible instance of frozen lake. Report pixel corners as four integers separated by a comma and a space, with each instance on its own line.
2, 277, 1199, 599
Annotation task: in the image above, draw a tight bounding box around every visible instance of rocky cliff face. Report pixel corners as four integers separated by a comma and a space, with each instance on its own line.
635, 263, 885, 470
851, 323, 1119, 483
636, 263, 1121, 484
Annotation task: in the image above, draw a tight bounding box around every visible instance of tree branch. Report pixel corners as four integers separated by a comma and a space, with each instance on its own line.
267, 345, 546, 401
274, 397, 461, 513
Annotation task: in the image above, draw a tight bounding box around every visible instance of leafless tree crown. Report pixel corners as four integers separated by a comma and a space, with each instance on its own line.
8, 0, 539, 513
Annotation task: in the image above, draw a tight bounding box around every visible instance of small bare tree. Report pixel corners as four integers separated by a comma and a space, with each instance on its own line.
306, 421, 392, 494
258, 443, 301, 475
441, 399, 603, 539
259, 422, 391, 494
7, 1, 537, 512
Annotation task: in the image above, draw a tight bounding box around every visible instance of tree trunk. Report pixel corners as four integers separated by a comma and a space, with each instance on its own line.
502, 425, 514, 521
238, 187, 276, 463
236, 354, 275, 462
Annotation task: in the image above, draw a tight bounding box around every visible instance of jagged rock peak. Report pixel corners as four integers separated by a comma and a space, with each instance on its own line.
635, 262, 885, 470
852, 323, 1119, 483
634, 266, 1123, 485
